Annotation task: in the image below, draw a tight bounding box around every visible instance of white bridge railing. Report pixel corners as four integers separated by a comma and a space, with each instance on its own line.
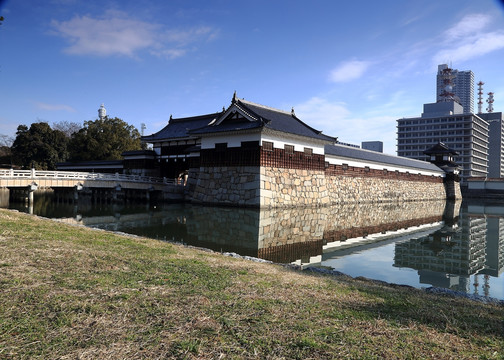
0, 169, 179, 185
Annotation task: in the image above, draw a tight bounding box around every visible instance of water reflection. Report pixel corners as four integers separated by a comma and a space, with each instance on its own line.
392, 203, 504, 296
3, 189, 504, 299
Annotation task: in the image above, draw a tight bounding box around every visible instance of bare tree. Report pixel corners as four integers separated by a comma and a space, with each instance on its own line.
0, 134, 13, 167
0, 134, 13, 147
52, 121, 82, 138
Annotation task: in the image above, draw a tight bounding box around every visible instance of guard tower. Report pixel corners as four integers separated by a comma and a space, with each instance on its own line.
424, 142, 461, 200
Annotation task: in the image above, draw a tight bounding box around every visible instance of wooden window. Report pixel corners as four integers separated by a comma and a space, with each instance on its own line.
364, 166, 370, 172
285, 144, 294, 154
304, 147, 313, 157
342, 163, 348, 170
262, 141, 273, 152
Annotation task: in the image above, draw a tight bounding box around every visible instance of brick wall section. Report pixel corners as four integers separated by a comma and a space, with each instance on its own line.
261, 147, 325, 171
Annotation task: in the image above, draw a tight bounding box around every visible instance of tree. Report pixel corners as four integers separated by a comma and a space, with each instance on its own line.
52, 120, 82, 138
11, 122, 69, 170
0, 134, 14, 167
68, 117, 142, 161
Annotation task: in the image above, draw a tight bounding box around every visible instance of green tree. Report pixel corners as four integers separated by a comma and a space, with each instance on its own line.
68, 117, 142, 161
11, 122, 69, 170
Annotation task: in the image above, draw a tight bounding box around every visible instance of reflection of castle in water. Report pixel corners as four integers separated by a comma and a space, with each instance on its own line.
50, 198, 451, 262
394, 203, 504, 295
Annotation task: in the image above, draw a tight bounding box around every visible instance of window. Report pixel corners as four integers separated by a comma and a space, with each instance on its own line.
215, 143, 227, 150
262, 141, 273, 151
285, 144, 294, 154
304, 147, 313, 157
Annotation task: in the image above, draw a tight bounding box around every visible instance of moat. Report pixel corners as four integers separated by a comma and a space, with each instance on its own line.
1, 189, 503, 300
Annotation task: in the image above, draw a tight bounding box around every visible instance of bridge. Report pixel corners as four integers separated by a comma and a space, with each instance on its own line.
0, 169, 184, 204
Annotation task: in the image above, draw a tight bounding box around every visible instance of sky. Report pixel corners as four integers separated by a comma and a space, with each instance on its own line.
1, 0, 504, 155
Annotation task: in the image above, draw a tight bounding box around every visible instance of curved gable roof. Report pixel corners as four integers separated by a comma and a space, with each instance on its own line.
190, 96, 336, 143
142, 113, 221, 142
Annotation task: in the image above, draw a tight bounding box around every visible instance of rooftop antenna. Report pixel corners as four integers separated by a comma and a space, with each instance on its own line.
438, 67, 457, 103
477, 81, 484, 114
486, 92, 494, 113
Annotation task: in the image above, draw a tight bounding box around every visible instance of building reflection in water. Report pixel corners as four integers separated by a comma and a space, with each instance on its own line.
4, 191, 504, 298
394, 202, 504, 296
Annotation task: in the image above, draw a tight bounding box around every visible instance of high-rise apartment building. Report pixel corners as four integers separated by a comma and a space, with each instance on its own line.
437, 64, 474, 113
397, 101, 489, 182
479, 112, 504, 178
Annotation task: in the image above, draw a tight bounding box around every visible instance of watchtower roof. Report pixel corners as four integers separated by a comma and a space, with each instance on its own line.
189, 94, 336, 143
423, 142, 459, 156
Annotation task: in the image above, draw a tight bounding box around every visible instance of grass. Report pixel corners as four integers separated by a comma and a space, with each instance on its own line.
0, 208, 503, 359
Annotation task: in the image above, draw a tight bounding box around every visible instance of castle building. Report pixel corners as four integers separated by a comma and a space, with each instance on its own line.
437, 64, 474, 113
141, 93, 457, 207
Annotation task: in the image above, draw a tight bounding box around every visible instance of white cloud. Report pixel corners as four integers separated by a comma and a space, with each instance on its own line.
329, 60, 372, 83
444, 14, 492, 41
51, 13, 157, 57
35, 102, 76, 112
294, 95, 403, 154
294, 96, 350, 134
434, 31, 504, 64
433, 13, 504, 64
50, 11, 218, 59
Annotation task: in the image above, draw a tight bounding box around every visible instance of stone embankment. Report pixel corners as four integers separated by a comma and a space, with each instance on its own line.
190, 164, 448, 208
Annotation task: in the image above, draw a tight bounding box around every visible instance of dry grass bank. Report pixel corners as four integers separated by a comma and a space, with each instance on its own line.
0, 209, 503, 359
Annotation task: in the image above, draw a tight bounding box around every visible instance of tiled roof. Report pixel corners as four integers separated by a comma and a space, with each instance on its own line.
189, 97, 336, 143
325, 144, 443, 172
141, 113, 221, 142
423, 142, 459, 156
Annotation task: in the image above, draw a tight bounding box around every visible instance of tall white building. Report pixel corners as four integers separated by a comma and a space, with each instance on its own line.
437, 64, 474, 113
98, 103, 106, 120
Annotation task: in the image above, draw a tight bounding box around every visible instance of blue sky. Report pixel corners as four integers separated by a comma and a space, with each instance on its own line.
1, 0, 504, 154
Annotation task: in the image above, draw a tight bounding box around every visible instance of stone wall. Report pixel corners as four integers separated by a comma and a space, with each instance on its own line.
325, 175, 445, 204
189, 165, 447, 207
191, 166, 261, 206
260, 167, 328, 207
259, 166, 446, 207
